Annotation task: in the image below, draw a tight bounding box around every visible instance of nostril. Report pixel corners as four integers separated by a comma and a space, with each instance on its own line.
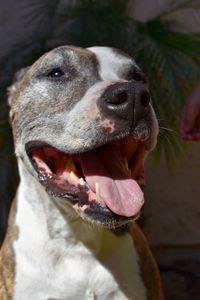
107, 91, 128, 105
117, 91, 128, 104
141, 92, 150, 107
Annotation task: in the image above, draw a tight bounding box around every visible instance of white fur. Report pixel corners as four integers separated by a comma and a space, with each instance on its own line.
88, 47, 136, 81
13, 159, 147, 300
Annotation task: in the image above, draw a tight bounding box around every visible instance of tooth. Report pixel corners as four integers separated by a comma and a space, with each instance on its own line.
122, 158, 131, 176
66, 159, 76, 173
79, 178, 86, 186
95, 183, 101, 203
124, 158, 129, 171
70, 171, 79, 180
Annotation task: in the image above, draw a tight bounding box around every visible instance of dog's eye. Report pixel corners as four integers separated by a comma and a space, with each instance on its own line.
133, 72, 143, 81
47, 68, 65, 78
127, 69, 147, 83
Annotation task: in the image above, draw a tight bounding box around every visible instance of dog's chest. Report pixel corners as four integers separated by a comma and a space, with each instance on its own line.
14, 231, 147, 300
12, 184, 147, 300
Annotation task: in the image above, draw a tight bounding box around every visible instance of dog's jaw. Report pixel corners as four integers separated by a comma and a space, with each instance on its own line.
10, 45, 158, 229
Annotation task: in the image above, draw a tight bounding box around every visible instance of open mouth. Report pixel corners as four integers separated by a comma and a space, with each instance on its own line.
26, 137, 148, 228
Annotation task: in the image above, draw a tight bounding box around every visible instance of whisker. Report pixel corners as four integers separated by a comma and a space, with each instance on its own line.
159, 126, 177, 134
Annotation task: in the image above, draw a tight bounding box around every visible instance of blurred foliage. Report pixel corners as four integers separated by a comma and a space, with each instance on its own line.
54, 0, 200, 169
1, 0, 200, 241
134, 20, 200, 169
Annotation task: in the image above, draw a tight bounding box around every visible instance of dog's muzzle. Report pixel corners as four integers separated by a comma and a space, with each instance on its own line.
99, 81, 150, 122
25, 81, 156, 229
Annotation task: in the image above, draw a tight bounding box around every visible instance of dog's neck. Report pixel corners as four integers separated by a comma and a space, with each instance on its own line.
16, 158, 105, 251
12, 159, 147, 300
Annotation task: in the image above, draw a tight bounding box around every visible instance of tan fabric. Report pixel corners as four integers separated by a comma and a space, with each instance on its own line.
129, 223, 164, 300
0, 199, 18, 300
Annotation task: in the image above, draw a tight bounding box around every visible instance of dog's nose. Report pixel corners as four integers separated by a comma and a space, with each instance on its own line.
99, 81, 150, 121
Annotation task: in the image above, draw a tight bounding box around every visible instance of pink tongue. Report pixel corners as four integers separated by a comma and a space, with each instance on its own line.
79, 148, 144, 217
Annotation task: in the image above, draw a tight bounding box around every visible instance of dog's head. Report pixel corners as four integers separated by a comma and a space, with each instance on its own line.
8, 46, 158, 228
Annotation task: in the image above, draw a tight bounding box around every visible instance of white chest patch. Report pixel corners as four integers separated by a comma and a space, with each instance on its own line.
13, 164, 147, 300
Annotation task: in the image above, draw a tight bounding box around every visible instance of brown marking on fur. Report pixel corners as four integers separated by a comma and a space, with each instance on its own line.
0, 199, 18, 300
128, 223, 164, 300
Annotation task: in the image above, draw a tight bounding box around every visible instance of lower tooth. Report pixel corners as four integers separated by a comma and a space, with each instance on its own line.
70, 171, 79, 180
79, 178, 86, 186
66, 159, 76, 173
124, 159, 129, 171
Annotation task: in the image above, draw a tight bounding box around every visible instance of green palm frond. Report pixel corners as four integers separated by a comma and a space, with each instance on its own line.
55, 0, 130, 48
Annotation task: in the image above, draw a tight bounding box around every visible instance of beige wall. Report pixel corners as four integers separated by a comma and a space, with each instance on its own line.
125, 0, 200, 249
143, 143, 200, 247
128, 0, 200, 33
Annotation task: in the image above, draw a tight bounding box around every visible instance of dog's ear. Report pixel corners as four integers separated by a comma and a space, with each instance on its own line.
7, 67, 30, 107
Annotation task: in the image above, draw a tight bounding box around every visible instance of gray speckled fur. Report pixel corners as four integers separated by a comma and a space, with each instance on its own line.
8, 45, 158, 179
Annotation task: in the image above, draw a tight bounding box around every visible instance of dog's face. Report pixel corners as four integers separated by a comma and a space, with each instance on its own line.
8, 46, 158, 228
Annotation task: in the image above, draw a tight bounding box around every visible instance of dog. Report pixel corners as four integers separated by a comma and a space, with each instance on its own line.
0, 46, 163, 300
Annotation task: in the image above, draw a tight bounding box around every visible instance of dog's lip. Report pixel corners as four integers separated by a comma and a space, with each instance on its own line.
74, 201, 139, 229
25, 127, 153, 156
25, 141, 53, 155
